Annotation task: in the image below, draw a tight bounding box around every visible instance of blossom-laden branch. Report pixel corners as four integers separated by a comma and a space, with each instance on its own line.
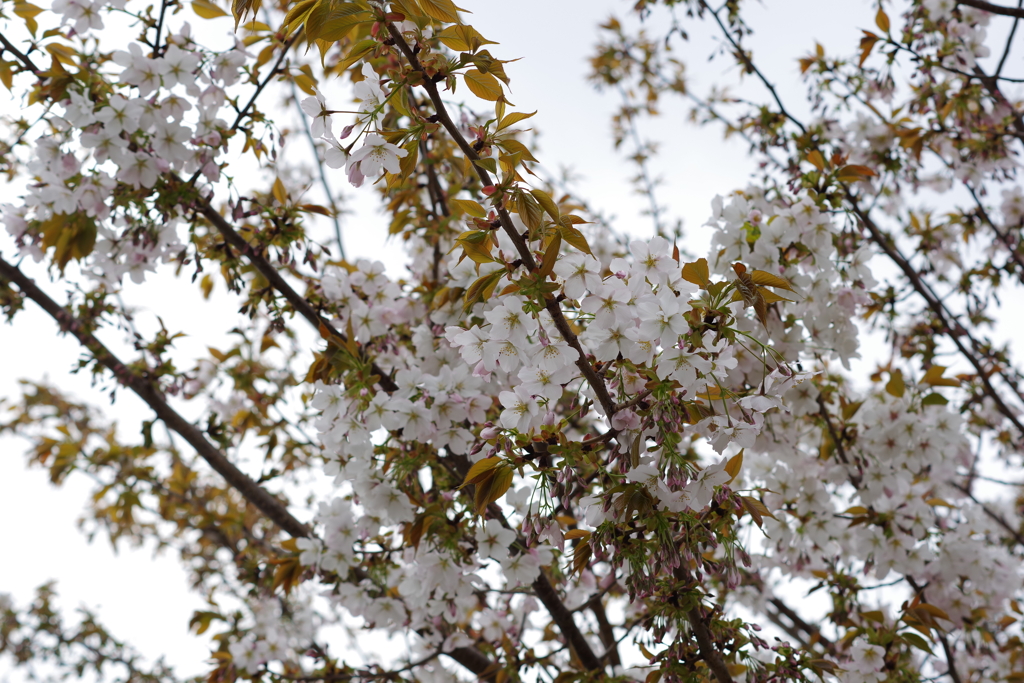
384, 22, 619, 421
0, 256, 497, 680
4, 0, 1024, 682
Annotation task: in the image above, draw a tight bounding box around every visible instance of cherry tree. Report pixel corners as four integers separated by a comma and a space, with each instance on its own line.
2, 0, 1024, 682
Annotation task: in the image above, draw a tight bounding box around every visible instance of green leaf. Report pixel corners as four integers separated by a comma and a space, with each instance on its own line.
921, 365, 960, 387
418, 0, 462, 23
885, 369, 905, 398
437, 24, 494, 52
538, 232, 561, 279
451, 198, 487, 218
529, 189, 559, 220
681, 258, 710, 289
837, 164, 877, 182
191, 0, 228, 18
463, 270, 504, 312
899, 631, 934, 655
498, 110, 536, 130
514, 191, 543, 231
464, 68, 502, 101
558, 225, 592, 256
749, 269, 796, 292
459, 456, 501, 488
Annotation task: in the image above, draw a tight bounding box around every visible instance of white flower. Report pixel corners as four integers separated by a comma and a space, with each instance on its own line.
354, 62, 387, 123
347, 133, 408, 180
95, 94, 144, 134
532, 340, 576, 372
484, 296, 535, 345
501, 552, 539, 587
680, 459, 731, 510
657, 347, 711, 390
117, 151, 160, 188
553, 252, 603, 300
323, 136, 348, 169
300, 88, 333, 138
629, 235, 676, 283
499, 386, 539, 433
161, 45, 199, 88
517, 365, 572, 401
476, 519, 516, 559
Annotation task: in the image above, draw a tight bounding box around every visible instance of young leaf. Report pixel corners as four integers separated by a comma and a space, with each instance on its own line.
749, 269, 795, 292
885, 369, 905, 398
459, 456, 502, 488
451, 198, 487, 218
558, 225, 593, 256
725, 449, 743, 483
875, 7, 890, 33
498, 110, 537, 130
418, 0, 461, 23
538, 232, 562, 279
681, 258, 711, 288
837, 164, 877, 182
530, 189, 560, 220
464, 68, 502, 101
192, 0, 229, 18
921, 365, 960, 387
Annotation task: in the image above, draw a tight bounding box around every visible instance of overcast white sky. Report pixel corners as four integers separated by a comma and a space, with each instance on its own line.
0, 0, 934, 678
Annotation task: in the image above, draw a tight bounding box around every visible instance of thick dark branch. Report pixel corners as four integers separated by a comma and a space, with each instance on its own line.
195, 201, 398, 393
0, 256, 495, 680
848, 199, 1024, 439
531, 572, 602, 671
687, 606, 734, 683
0, 256, 311, 539
589, 596, 622, 667
0, 31, 40, 73
767, 598, 837, 656
959, 0, 1024, 18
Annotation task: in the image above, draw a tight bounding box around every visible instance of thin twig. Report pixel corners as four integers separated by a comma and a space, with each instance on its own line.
290, 77, 346, 258
995, 0, 1023, 76
699, 1, 806, 135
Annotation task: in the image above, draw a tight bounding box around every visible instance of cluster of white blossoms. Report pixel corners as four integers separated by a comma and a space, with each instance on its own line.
300, 61, 409, 187
227, 597, 317, 675
5, 0, 1022, 679
1, 24, 251, 284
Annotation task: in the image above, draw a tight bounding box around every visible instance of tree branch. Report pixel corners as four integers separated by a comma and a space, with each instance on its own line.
848, 198, 1024, 439
0, 257, 311, 538
958, 0, 1024, 18
949, 481, 1024, 546
531, 572, 602, 671
0, 30, 40, 73
385, 24, 618, 421
0, 256, 495, 680
194, 200, 398, 393
687, 606, 734, 683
